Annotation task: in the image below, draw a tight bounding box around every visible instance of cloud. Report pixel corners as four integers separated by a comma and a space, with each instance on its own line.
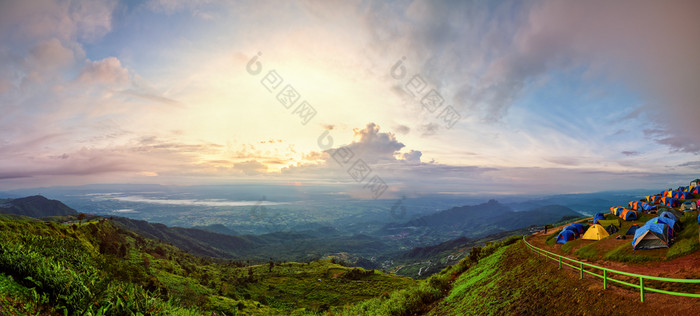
341, 123, 405, 163
28, 38, 77, 71
544, 156, 582, 166
0, 1, 116, 45
397, 150, 422, 162
507, 0, 700, 152
77, 57, 129, 85
234, 160, 268, 175
678, 161, 700, 168
393, 124, 410, 135
621, 151, 639, 157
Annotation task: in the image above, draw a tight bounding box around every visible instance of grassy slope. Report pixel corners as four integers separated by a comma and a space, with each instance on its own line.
427, 241, 698, 316
0, 215, 414, 315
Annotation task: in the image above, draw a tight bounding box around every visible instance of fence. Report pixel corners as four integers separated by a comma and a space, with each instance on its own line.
522, 237, 700, 302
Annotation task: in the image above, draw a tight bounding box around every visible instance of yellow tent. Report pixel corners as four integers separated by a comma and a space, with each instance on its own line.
582, 224, 609, 240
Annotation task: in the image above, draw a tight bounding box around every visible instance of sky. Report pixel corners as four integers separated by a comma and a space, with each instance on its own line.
1, 0, 699, 197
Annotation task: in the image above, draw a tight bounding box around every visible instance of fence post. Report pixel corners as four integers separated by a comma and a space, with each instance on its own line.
640, 277, 644, 302
558, 256, 561, 269
603, 270, 607, 289
546, 252, 548, 262
580, 263, 583, 279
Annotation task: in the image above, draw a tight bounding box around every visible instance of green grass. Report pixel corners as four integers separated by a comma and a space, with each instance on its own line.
602, 242, 659, 262
545, 229, 562, 246
573, 241, 600, 259
0, 216, 415, 315
666, 211, 700, 259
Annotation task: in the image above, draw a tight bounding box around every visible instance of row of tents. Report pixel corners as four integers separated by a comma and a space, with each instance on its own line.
556, 210, 682, 247
556, 221, 621, 243
661, 190, 694, 199
555, 179, 700, 248
610, 206, 638, 221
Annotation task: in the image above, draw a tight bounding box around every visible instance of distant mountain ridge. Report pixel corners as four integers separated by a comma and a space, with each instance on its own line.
388, 199, 582, 239
0, 195, 77, 217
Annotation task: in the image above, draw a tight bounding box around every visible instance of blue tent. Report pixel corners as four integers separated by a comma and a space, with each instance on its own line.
647, 217, 677, 237
659, 211, 678, 221
633, 223, 670, 250
625, 224, 640, 235
556, 230, 576, 244
593, 213, 605, 222
563, 225, 580, 237
570, 222, 587, 235
640, 203, 655, 211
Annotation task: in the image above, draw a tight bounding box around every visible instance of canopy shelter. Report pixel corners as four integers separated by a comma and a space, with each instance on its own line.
594, 219, 620, 228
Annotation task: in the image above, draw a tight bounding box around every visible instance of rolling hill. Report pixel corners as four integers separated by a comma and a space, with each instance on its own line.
0, 195, 77, 217
384, 199, 582, 241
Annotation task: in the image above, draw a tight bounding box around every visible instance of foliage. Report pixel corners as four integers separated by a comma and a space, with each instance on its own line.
0, 216, 413, 315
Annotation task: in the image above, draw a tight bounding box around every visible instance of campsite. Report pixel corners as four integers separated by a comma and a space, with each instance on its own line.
531, 180, 700, 280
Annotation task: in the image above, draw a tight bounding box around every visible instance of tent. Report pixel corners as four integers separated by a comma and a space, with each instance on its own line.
672, 191, 692, 199
570, 223, 587, 235
633, 223, 670, 250
664, 208, 683, 220
625, 224, 640, 235
620, 209, 638, 221
593, 213, 606, 221
563, 225, 580, 237
659, 211, 678, 221
610, 206, 625, 216
692, 187, 700, 194
648, 216, 678, 237
677, 186, 689, 192
556, 230, 576, 244
661, 197, 680, 207
663, 190, 673, 197
605, 224, 619, 235
681, 201, 697, 211
594, 219, 620, 228
640, 202, 655, 211
582, 224, 609, 240
649, 196, 662, 204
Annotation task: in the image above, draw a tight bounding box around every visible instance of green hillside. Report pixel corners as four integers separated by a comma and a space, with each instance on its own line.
0, 195, 77, 217
0, 215, 414, 315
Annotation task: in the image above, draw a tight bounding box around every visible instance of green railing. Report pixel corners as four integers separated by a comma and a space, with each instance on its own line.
522, 237, 700, 302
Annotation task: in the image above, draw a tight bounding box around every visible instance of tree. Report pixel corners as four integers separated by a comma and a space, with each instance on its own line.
469, 246, 482, 263
77, 213, 86, 225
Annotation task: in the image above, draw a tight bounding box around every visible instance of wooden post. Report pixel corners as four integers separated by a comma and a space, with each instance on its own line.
640, 277, 644, 302
580, 263, 583, 279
